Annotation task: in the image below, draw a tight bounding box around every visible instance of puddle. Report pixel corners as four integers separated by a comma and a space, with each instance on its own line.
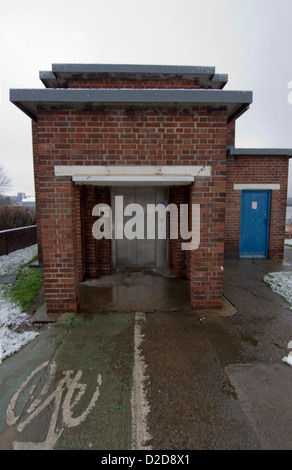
79, 271, 190, 313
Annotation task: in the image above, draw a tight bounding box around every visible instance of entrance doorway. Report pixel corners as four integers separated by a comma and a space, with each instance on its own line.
111, 187, 168, 272
239, 190, 271, 258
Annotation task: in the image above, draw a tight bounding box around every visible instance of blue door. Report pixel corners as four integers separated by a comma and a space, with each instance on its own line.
240, 190, 271, 258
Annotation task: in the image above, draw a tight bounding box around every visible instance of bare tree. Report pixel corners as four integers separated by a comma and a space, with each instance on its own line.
0, 165, 11, 195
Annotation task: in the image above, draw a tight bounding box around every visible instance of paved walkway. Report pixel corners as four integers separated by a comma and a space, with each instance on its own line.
0, 312, 135, 450
0, 248, 292, 450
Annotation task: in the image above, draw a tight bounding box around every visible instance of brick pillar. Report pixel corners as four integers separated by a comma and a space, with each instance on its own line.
40, 176, 80, 314
189, 179, 225, 310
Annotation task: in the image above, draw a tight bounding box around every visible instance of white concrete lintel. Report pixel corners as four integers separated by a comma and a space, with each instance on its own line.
234, 183, 280, 190
54, 165, 211, 178
72, 175, 194, 186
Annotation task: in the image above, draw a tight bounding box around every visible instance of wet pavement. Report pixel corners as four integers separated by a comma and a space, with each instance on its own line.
0, 248, 292, 450
79, 270, 190, 313
0, 312, 135, 450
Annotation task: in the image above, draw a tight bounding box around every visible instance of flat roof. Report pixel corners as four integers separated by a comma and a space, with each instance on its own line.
39, 63, 228, 90
228, 146, 292, 157
52, 63, 217, 75
10, 88, 252, 122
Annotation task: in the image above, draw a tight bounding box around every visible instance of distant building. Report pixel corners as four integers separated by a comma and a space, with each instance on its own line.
17, 192, 26, 202
21, 196, 35, 207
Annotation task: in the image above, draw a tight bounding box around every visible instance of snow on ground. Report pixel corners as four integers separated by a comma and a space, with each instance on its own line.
264, 268, 292, 367
263, 271, 292, 309
283, 341, 292, 367
0, 245, 40, 362
0, 245, 38, 277
285, 239, 292, 247
283, 355, 292, 366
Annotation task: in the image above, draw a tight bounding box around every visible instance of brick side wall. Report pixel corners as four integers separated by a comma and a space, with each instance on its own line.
80, 185, 111, 278
32, 120, 43, 264
95, 187, 111, 276
225, 154, 289, 259
169, 186, 189, 278
0, 225, 37, 256
83, 185, 98, 278
75, 185, 84, 282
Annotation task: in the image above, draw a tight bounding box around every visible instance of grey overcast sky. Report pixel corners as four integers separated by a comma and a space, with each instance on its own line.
1, 0, 292, 196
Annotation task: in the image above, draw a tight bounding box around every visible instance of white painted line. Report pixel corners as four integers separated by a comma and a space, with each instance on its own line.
131, 312, 152, 450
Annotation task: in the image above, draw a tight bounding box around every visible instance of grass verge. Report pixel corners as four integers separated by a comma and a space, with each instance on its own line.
5, 255, 44, 312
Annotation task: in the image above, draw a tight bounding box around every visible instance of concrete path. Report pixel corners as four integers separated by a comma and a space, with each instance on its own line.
0, 313, 135, 450
0, 248, 292, 450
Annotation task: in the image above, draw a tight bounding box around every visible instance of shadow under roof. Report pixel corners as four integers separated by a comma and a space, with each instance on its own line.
10, 88, 252, 123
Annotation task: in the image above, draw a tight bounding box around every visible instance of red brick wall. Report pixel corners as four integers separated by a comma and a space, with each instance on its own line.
35, 105, 228, 312
36, 106, 227, 165
95, 187, 111, 276
75, 185, 84, 282
32, 120, 43, 264
190, 143, 227, 309
38, 175, 80, 314
169, 186, 189, 278
68, 77, 204, 89
81, 185, 111, 277
83, 185, 98, 278
227, 120, 236, 147
225, 154, 289, 259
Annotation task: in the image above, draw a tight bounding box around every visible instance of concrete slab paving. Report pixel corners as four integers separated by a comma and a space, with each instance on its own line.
138, 309, 261, 450
226, 363, 292, 450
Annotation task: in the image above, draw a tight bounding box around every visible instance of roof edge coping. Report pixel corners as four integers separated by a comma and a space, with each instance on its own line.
228, 145, 292, 157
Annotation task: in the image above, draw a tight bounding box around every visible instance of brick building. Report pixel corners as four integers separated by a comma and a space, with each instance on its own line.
10, 64, 292, 315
